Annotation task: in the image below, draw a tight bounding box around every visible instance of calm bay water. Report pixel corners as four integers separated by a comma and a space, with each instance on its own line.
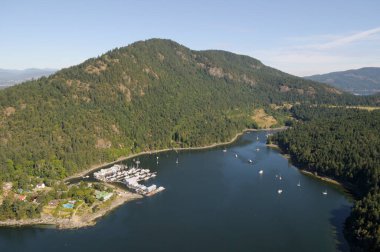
0, 131, 352, 251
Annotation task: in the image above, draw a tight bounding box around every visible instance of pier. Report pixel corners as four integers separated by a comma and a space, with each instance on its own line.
94, 164, 165, 196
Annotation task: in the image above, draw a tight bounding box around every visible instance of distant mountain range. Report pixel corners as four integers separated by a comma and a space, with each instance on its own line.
305, 67, 380, 95
0, 68, 56, 88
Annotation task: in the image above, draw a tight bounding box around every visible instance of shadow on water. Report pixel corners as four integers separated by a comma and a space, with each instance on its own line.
330, 204, 352, 252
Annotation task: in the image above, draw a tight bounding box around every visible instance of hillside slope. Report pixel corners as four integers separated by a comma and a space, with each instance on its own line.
0, 39, 378, 181
305, 67, 380, 95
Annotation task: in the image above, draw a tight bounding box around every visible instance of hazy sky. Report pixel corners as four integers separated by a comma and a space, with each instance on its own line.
1, 0, 379, 76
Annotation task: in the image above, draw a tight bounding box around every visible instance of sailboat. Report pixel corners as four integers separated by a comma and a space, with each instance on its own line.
297, 181, 301, 187
176, 158, 179, 164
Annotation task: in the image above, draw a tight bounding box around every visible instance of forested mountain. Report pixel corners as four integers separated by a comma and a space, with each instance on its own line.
271, 106, 380, 251
305, 67, 380, 95
0, 68, 56, 89
0, 39, 378, 183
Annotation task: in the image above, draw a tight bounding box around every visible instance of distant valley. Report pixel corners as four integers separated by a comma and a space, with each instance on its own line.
0, 68, 56, 89
305, 67, 380, 95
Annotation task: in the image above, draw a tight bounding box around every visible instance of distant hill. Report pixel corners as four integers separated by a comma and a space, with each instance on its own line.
305, 67, 380, 95
0, 68, 56, 89
0, 38, 378, 182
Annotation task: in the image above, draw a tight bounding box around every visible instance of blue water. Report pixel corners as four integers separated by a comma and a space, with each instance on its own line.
0, 131, 352, 251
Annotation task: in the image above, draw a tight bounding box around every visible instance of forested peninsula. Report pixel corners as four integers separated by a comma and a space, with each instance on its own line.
271, 105, 380, 251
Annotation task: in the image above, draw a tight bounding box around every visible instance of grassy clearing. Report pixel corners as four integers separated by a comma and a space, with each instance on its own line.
327, 105, 380, 111
251, 108, 278, 128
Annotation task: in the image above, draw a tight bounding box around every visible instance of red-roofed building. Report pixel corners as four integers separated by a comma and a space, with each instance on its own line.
17, 195, 27, 201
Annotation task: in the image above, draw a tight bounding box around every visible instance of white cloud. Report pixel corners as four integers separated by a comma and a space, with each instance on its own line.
305, 27, 380, 50
249, 27, 380, 76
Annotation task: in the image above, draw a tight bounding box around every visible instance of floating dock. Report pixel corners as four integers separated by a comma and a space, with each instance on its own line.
94, 164, 165, 196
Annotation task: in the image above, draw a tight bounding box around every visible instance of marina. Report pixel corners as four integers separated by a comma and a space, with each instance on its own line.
94, 164, 165, 196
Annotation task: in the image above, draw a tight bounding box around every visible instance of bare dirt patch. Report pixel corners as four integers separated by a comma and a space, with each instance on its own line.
279, 85, 291, 92
85, 61, 108, 74
96, 138, 112, 149
325, 87, 343, 95
157, 52, 165, 62
3, 107, 16, 117
143, 67, 159, 79
118, 84, 132, 102
270, 103, 293, 110
208, 67, 225, 78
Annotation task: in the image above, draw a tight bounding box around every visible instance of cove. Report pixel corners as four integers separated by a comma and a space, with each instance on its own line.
0, 131, 351, 252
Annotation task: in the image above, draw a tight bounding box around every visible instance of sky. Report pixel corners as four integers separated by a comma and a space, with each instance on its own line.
1, 0, 379, 76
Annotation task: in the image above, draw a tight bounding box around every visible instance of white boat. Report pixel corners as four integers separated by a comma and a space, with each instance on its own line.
322, 190, 328, 195
256, 136, 259, 140
277, 189, 283, 194
256, 148, 260, 151
248, 159, 253, 163
235, 154, 238, 158
279, 176, 282, 180
223, 149, 227, 153
176, 158, 179, 164
259, 170, 263, 174
297, 181, 301, 187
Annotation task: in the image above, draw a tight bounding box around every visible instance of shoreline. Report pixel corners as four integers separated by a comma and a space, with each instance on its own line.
0, 126, 287, 230
65, 126, 288, 181
267, 142, 357, 196
0, 187, 142, 229
266, 142, 343, 186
